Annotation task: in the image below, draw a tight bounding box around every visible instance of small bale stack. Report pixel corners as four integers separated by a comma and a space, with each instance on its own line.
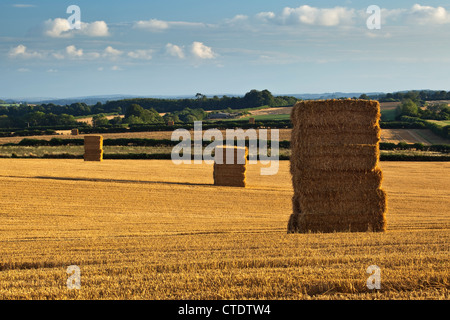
288, 99, 387, 233
84, 135, 103, 162
167, 120, 175, 126
71, 129, 79, 136
213, 146, 248, 187
249, 117, 256, 124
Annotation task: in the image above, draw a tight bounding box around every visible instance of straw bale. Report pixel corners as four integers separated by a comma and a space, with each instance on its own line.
214, 146, 248, 165
296, 189, 387, 216
294, 127, 381, 146
214, 176, 246, 187
292, 168, 383, 194
291, 99, 380, 129
288, 211, 386, 233
84, 135, 103, 145
71, 129, 79, 136
213, 163, 247, 173
249, 117, 255, 124
288, 99, 387, 233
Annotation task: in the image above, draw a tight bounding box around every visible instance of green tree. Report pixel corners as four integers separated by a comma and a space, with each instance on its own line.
400, 99, 419, 116
92, 114, 110, 127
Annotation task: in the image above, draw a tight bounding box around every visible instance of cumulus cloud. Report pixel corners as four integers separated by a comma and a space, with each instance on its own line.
191, 42, 216, 59
279, 5, 355, 26
408, 4, 450, 24
127, 49, 153, 60
134, 19, 206, 32
42, 18, 109, 38
66, 45, 83, 58
9, 44, 43, 59
256, 11, 276, 22
166, 43, 185, 59
103, 46, 123, 59
81, 21, 109, 37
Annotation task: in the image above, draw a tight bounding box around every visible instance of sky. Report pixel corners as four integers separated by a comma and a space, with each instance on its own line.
1, 0, 450, 99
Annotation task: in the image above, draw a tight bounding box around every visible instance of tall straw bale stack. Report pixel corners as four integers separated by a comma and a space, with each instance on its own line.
288, 99, 387, 233
214, 146, 248, 187
249, 117, 256, 124
71, 129, 79, 136
84, 135, 103, 162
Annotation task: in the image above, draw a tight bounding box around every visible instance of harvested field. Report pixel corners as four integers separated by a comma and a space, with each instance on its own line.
0, 159, 448, 299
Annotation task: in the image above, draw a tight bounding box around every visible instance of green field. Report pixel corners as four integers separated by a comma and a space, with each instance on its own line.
240, 114, 291, 121
380, 109, 397, 121
426, 120, 450, 127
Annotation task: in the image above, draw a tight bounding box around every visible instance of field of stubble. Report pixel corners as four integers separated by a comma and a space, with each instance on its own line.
0, 159, 448, 299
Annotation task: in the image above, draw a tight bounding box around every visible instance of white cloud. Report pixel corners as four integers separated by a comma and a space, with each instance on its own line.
12, 4, 36, 8
166, 43, 185, 59
52, 52, 65, 60
81, 21, 109, 37
66, 45, 83, 58
225, 15, 248, 25
280, 5, 355, 26
17, 68, 30, 72
103, 46, 123, 59
9, 45, 43, 59
43, 18, 71, 38
47, 69, 58, 73
134, 19, 170, 32
191, 42, 216, 59
256, 11, 276, 22
111, 65, 122, 71
42, 18, 109, 38
408, 4, 450, 24
134, 19, 206, 32
127, 49, 153, 60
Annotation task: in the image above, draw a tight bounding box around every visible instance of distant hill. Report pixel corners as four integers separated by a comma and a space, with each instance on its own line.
279, 92, 385, 100
1, 91, 386, 105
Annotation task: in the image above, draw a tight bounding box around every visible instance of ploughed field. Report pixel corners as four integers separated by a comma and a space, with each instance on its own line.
0, 159, 448, 299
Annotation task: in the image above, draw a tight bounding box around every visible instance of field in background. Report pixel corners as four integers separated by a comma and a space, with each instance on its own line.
0, 128, 448, 146
0, 160, 448, 299
241, 102, 402, 122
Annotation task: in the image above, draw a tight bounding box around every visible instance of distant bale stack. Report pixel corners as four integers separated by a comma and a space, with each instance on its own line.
167, 120, 174, 126
84, 135, 103, 162
213, 146, 248, 187
288, 99, 387, 233
71, 129, 79, 136
249, 117, 255, 124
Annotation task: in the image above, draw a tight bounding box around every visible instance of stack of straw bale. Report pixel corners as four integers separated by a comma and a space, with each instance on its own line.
249, 117, 256, 124
288, 99, 387, 233
84, 135, 103, 162
71, 129, 79, 136
214, 146, 248, 187
167, 121, 175, 126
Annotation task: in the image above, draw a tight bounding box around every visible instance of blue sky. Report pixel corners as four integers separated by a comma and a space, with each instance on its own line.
1, 0, 450, 99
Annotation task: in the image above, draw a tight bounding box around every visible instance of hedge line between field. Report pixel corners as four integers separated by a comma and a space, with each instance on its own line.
0, 120, 441, 138
2, 153, 449, 161
5, 138, 449, 153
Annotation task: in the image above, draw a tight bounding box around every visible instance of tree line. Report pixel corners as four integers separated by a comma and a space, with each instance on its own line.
0, 90, 297, 129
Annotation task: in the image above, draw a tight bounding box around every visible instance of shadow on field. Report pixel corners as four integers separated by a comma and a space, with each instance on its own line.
9, 175, 213, 187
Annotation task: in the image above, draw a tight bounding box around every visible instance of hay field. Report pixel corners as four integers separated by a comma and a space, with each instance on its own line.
0, 159, 448, 300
